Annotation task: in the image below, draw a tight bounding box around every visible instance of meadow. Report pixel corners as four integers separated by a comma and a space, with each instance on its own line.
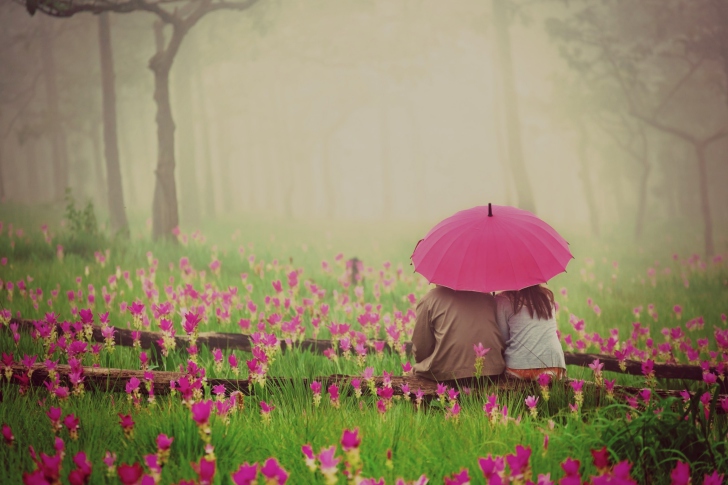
0, 204, 727, 485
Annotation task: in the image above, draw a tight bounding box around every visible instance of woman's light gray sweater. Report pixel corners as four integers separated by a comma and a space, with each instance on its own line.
495, 294, 566, 370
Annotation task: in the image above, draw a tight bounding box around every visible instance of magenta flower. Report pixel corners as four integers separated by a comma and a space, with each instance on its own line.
260, 401, 275, 414
561, 457, 581, 483
525, 396, 539, 409
351, 378, 361, 391
192, 456, 216, 485
125, 377, 140, 394
63, 414, 79, 432
588, 359, 604, 373
302, 444, 316, 471
444, 469, 470, 485
670, 461, 690, 485
591, 446, 610, 471
377, 399, 387, 414
506, 445, 532, 478
191, 400, 213, 426
436, 383, 447, 397
328, 383, 340, 401
157, 434, 173, 451
570, 380, 584, 393
639, 388, 651, 403
117, 462, 144, 485
478, 454, 505, 480
231, 462, 259, 485
641, 359, 654, 376
377, 387, 394, 400
341, 428, 361, 451
260, 457, 288, 484
118, 414, 134, 431
318, 445, 340, 473
2, 423, 13, 446
401, 362, 413, 374
310, 381, 322, 394
537, 373, 551, 387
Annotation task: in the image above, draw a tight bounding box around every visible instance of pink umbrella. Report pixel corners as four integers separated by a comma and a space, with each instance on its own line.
411, 203, 573, 293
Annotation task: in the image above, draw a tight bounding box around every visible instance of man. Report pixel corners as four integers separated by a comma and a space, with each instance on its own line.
412, 286, 505, 380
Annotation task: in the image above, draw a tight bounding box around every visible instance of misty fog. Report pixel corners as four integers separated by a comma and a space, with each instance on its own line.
1, 0, 727, 253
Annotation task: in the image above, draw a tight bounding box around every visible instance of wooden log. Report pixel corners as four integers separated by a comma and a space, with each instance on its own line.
8, 319, 725, 388
5, 364, 727, 414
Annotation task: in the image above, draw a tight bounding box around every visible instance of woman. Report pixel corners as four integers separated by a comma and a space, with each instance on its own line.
412, 285, 506, 381
495, 284, 566, 380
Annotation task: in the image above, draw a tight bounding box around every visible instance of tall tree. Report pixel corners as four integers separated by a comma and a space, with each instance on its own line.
98, 11, 128, 234
547, 0, 728, 255
39, 16, 69, 200
23, 0, 261, 240
491, 0, 536, 213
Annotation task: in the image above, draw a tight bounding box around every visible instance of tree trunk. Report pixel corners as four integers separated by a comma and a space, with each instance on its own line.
192, 65, 216, 218
90, 120, 107, 212
174, 52, 201, 228
0, 136, 5, 202
150, 22, 181, 241
379, 99, 392, 219
98, 12, 128, 234
576, 124, 600, 237
491, 0, 536, 213
695, 143, 714, 257
634, 156, 650, 240
39, 17, 69, 201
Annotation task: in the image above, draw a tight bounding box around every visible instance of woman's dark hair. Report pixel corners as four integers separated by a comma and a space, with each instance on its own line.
503, 285, 555, 320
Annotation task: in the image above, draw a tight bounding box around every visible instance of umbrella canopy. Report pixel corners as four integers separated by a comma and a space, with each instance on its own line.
411, 204, 573, 293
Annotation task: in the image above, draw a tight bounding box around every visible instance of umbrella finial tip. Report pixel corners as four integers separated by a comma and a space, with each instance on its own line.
488, 203, 492, 217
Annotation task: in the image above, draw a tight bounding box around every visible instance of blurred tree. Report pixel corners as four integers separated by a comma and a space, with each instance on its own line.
492, 0, 536, 214
39, 16, 70, 200
547, 0, 728, 255
19, 0, 262, 240
98, 11, 128, 234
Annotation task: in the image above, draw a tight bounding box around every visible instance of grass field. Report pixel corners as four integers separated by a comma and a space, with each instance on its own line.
0, 205, 727, 484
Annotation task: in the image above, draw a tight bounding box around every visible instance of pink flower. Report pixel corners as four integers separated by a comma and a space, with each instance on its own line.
191, 456, 216, 485
401, 362, 413, 374
506, 445, 532, 477
156, 434, 173, 451
537, 373, 551, 387
318, 445, 340, 473
560, 457, 581, 484
117, 463, 144, 485
444, 469, 470, 485
191, 400, 213, 426
588, 359, 604, 373
478, 454, 505, 479
118, 414, 134, 431
310, 381, 322, 394
703, 471, 725, 485
341, 428, 361, 451
591, 446, 610, 471
231, 462, 258, 485
260, 401, 275, 414
639, 389, 651, 403
670, 461, 690, 485
473, 342, 490, 358
570, 380, 584, 393
328, 383, 340, 401
260, 457, 288, 484
525, 396, 539, 409
377, 400, 387, 414
351, 379, 361, 391
2, 423, 14, 446
642, 360, 654, 376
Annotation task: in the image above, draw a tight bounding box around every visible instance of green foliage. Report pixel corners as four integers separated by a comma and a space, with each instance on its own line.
64, 188, 99, 238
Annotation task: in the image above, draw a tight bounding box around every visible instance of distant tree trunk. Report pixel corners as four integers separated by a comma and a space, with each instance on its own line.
695, 144, 714, 257
25, 140, 40, 202
634, 135, 650, 240
576, 124, 600, 237
150, 20, 182, 241
98, 12, 128, 234
40, 17, 69, 201
191, 65, 216, 218
492, 0, 536, 213
379, 99, 392, 219
174, 52, 201, 228
634, 113, 726, 257
90, 120, 107, 211
0, 137, 5, 202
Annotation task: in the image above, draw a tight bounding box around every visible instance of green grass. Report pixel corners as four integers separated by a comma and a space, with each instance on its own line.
0, 206, 727, 484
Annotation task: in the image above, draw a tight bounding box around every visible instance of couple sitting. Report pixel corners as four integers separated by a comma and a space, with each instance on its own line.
412, 284, 565, 381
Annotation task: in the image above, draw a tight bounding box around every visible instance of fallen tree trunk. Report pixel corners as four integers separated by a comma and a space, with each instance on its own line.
8, 319, 725, 389
6, 364, 726, 413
